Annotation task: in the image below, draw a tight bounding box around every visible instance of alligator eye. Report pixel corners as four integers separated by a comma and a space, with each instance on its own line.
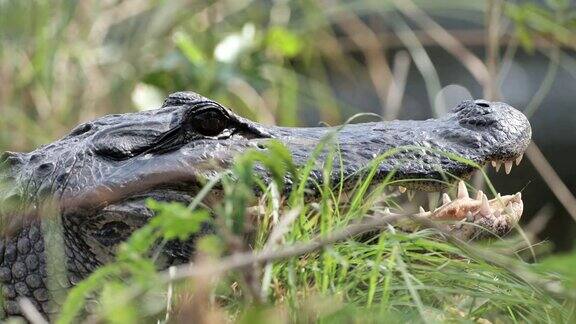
191, 109, 228, 136
94, 221, 132, 246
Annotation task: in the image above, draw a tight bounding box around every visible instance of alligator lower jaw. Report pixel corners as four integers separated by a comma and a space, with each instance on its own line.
379, 181, 523, 240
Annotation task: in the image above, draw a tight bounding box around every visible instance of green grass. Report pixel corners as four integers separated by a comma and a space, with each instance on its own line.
48, 142, 575, 323
2, 0, 576, 323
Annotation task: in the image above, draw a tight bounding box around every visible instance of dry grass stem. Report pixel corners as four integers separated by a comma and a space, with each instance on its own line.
393, 0, 490, 90
384, 51, 411, 120
17, 298, 49, 324
486, 0, 503, 100
526, 142, 576, 222
332, 9, 393, 112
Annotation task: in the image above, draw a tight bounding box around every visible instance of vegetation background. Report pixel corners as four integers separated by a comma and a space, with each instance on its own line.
1, 0, 576, 323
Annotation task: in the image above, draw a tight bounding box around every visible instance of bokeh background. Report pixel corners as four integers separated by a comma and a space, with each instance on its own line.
1, 0, 575, 250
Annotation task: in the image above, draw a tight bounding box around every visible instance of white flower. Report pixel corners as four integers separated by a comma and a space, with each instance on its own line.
131, 83, 165, 111
214, 23, 256, 63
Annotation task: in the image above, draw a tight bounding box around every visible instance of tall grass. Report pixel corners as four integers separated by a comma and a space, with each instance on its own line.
2, 0, 576, 323
50, 141, 573, 323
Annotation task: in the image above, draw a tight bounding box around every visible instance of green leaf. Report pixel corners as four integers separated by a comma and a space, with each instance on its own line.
57, 265, 122, 324
101, 282, 138, 324
117, 223, 158, 261
197, 234, 225, 257
266, 26, 303, 58
148, 199, 211, 241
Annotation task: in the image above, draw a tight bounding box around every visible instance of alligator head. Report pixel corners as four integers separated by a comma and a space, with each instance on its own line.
0, 91, 531, 317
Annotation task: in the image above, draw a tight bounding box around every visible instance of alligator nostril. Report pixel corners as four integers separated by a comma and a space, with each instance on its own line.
37, 163, 54, 175
474, 100, 490, 108
256, 143, 266, 150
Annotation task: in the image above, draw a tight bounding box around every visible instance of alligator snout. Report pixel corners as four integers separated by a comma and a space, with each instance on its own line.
455, 99, 526, 132
451, 99, 531, 175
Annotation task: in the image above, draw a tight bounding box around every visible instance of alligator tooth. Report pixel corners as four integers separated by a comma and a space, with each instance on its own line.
457, 181, 469, 199
442, 193, 451, 204
419, 206, 426, 214
407, 190, 415, 201
384, 207, 391, 214
494, 210, 506, 226
515, 154, 524, 166
504, 161, 513, 174
428, 192, 440, 210
480, 193, 491, 216
513, 192, 522, 202
491, 161, 502, 172
476, 190, 484, 201
398, 186, 407, 193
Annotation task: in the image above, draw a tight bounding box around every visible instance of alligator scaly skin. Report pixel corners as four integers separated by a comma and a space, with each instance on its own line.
0, 92, 531, 318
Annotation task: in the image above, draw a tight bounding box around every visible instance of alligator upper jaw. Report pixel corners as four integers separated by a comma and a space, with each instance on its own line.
47, 97, 531, 208
61, 132, 530, 212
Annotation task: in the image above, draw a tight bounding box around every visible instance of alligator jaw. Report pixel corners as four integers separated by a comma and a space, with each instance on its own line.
389, 181, 524, 240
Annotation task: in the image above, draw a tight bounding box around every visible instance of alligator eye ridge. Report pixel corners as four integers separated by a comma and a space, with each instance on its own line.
191, 109, 228, 136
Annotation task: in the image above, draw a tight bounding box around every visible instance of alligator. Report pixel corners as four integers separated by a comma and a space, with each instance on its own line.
0, 91, 531, 319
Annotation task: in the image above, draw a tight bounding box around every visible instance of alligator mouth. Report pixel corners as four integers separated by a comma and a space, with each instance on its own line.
364, 151, 528, 240
391, 151, 525, 193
